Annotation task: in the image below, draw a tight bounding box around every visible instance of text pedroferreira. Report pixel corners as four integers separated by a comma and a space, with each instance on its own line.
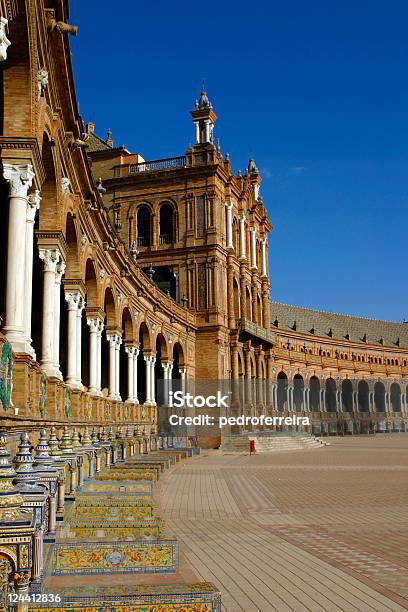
169, 415, 311, 428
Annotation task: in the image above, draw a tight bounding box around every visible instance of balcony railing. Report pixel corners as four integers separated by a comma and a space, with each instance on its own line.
137, 236, 150, 247
159, 234, 173, 245
129, 156, 186, 174
239, 319, 276, 344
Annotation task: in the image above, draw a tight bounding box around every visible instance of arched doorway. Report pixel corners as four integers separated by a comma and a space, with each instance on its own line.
101, 288, 116, 395
358, 380, 369, 412
155, 333, 168, 405
120, 307, 133, 400
326, 378, 337, 412
293, 374, 304, 411
390, 382, 401, 412
137, 322, 151, 404
374, 381, 386, 412
310, 376, 320, 411
277, 372, 288, 411
82, 259, 98, 388
342, 379, 353, 411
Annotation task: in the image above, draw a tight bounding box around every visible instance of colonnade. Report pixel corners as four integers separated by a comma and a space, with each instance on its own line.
2, 164, 187, 407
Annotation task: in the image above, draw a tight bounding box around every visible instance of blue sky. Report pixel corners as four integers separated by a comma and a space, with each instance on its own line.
70, 1, 408, 322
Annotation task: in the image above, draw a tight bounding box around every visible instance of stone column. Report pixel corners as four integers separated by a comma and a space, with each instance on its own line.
162, 362, 171, 404
76, 297, 85, 387
133, 346, 139, 403
3, 164, 35, 352
179, 367, 186, 395
39, 249, 61, 376
260, 238, 268, 278
150, 356, 156, 404
24, 190, 41, 358
144, 355, 152, 404
65, 291, 79, 385
107, 334, 117, 399
96, 319, 104, 393
204, 119, 210, 142
251, 284, 258, 324
225, 203, 233, 250
48, 494, 57, 535
53, 260, 65, 379
125, 346, 135, 402
250, 226, 257, 269
31, 526, 44, 582
239, 215, 246, 260
115, 335, 122, 399
87, 318, 99, 394
57, 479, 65, 514
194, 121, 200, 143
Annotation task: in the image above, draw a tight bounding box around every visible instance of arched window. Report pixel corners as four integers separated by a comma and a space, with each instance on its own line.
137, 206, 151, 246
277, 372, 288, 411
358, 380, 369, 412
159, 203, 174, 244
293, 374, 304, 411
325, 378, 337, 412
374, 381, 386, 412
310, 376, 320, 411
341, 379, 353, 411
390, 383, 401, 412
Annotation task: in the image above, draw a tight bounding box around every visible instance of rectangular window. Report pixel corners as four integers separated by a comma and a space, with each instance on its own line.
196, 195, 206, 236
198, 263, 207, 308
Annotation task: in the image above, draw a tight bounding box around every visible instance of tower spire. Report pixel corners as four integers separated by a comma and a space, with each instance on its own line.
191, 85, 217, 145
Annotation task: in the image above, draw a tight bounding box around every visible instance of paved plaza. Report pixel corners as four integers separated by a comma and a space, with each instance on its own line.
158, 435, 408, 612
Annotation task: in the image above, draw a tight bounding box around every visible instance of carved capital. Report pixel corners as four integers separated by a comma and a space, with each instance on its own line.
3, 164, 35, 198
27, 189, 41, 222
0, 17, 11, 62
39, 248, 60, 273
65, 290, 80, 310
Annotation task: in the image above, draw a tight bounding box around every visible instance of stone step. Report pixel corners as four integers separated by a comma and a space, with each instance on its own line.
221, 432, 324, 453
28, 583, 221, 610
51, 539, 178, 576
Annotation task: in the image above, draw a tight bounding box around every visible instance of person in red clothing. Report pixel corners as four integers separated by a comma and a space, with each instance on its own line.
249, 439, 255, 455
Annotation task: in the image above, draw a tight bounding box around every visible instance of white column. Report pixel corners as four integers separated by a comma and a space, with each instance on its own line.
96, 319, 103, 394
87, 317, 99, 395
65, 291, 80, 386
163, 363, 171, 404
239, 215, 246, 260
204, 119, 210, 142
179, 368, 187, 394
168, 363, 173, 399
250, 226, 257, 269
150, 356, 156, 405
107, 334, 117, 399
144, 355, 152, 404
260, 238, 267, 278
115, 335, 122, 399
3, 164, 35, 352
133, 347, 139, 403
39, 249, 60, 376
194, 121, 200, 143
125, 346, 135, 402
225, 203, 233, 250
53, 260, 65, 379
24, 190, 41, 358
0, 17, 11, 62
76, 297, 85, 387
